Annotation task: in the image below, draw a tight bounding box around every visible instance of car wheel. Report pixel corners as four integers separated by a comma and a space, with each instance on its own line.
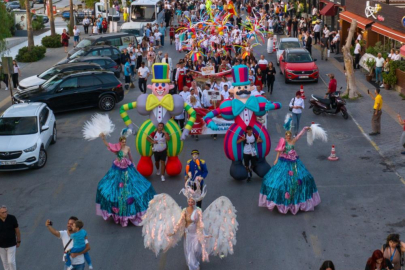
51, 125, 57, 144
35, 147, 47, 169
284, 75, 289, 84
99, 95, 116, 111
313, 107, 322, 115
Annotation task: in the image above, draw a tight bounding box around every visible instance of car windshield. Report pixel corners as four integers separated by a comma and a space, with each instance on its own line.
76, 39, 92, 48
0, 117, 38, 135
286, 52, 313, 63
120, 28, 144, 36
38, 67, 61, 80
279, 41, 301, 50
70, 49, 86, 59
131, 5, 155, 22
42, 75, 63, 92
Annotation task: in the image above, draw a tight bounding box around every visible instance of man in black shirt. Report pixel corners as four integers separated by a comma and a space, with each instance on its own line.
236, 14, 242, 29
305, 31, 313, 56
0, 205, 20, 270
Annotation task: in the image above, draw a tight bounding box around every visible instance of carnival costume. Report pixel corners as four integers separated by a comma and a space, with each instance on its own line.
140, 181, 238, 270
120, 63, 197, 177
259, 115, 327, 214
82, 114, 156, 227
203, 65, 281, 180
185, 149, 208, 208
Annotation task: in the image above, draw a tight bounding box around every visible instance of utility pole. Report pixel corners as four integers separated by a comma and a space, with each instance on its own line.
69, 0, 74, 35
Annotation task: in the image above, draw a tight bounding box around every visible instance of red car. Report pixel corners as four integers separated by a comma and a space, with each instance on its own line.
279, 48, 319, 84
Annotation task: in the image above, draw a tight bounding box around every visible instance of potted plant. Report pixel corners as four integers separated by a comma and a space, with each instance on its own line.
364, 58, 375, 82
382, 72, 397, 90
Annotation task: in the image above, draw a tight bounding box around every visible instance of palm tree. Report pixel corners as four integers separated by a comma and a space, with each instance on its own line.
69, 0, 74, 35
49, 0, 55, 36
25, 0, 34, 50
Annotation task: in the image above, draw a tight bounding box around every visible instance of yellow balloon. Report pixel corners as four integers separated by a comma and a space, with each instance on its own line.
219, 31, 224, 35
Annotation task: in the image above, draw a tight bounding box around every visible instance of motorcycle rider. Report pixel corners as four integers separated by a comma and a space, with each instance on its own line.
324, 73, 337, 109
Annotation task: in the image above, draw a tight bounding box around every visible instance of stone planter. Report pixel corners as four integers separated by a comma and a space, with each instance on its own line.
384, 83, 390, 90
366, 75, 373, 82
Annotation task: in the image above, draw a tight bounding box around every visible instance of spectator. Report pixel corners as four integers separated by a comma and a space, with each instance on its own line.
354, 40, 361, 69
392, 50, 401, 61
388, 49, 395, 59
45, 217, 91, 270
11, 60, 20, 89
306, 32, 313, 55
368, 88, 383, 136
375, 53, 384, 87
61, 29, 70, 53
319, 260, 335, 270
73, 26, 80, 47
124, 59, 131, 90
102, 18, 108, 33
159, 23, 166, 46
265, 62, 276, 94
366, 250, 393, 270
382, 234, 405, 270
289, 90, 305, 136
120, 48, 130, 77
137, 62, 150, 94
320, 33, 329, 61
135, 44, 143, 69
129, 51, 136, 79
147, 47, 156, 68
313, 20, 321, 44
0, 205, 20, 270
82, 16, 90, 34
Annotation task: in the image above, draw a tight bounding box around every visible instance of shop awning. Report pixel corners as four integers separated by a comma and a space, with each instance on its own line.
320, 2, 336, 16
371, 23, 405, 44
339, 11, 374, 30
401, 45, 405, 57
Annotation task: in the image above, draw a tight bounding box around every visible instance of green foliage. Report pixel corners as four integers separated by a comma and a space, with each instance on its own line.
0, 2, 13, 55
365, 41, 392, 59
16, 45, 46, 62
365, 58, 376, 70
366, 46, 377, 56
390, 60, 405, 72
41, 34, 62, 48
66, 20, 72, 34
32, 15, 45, 31
382, 72, 397, 86
85, 0, 98, 9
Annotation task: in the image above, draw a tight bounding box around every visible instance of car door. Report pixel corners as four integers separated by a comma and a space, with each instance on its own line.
111, 48, 121, 65
38, 107, 52, 148
48, 77, 80, 111
86, 49, 100, 57
89, 59, 107, 70
77, 75, 103, 107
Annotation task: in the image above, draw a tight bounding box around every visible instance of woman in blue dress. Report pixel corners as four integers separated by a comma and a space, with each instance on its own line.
259, 127, 321, 215
96, 133, 156, 227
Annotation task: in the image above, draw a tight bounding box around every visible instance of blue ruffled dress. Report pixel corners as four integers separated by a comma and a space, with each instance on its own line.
259, 130, 321, 215
96, 143, 156, 227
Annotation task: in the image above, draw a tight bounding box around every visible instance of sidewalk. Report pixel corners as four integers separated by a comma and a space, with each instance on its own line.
311, 44, 405, 180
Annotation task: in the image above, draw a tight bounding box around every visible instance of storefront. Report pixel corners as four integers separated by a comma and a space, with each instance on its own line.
318, 0, 345, 31
340, 0, 405, 48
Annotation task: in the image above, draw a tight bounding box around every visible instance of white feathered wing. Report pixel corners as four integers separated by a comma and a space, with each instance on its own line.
82, 113, 115, 141
307, 123, 328, 146
203, 196, 238, 257
140, 194, 183, 257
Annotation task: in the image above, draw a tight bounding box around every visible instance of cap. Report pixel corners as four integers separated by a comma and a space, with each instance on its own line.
191, 149, 200, 155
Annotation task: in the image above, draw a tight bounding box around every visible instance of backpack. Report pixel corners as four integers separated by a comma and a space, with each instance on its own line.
383, 244, 404, 267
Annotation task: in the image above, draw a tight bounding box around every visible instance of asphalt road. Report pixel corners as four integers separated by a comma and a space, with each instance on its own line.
1, 35, 405, 270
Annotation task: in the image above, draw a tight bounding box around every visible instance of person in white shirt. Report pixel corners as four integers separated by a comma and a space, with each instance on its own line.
392, 50, 401, 61
137, 62, 150, 93
154, 30, 162, 47
221, 84, 230, 99
323, 25, 330, 38
45, 217, 90, 270
236, 126, 262, 181
375, 53, 385, 86
357, 32, 362, 41
201, 83, 212, 108
175, 33, 181, 51
73, 26, 80, 47
161, 53, 173, 76
312, 7, 318, 16
179, 86, 191, 101
186, 88, 202, 107
82, 17, 90, 34
219, 77, 231, 93
313, 22, 321, 45
388, 49, 395, 59
190, 81, 202, 99
354, 40, 361, 69
289, 91, 305, 136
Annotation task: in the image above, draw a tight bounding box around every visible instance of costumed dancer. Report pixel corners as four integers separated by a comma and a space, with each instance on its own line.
259, 115, 327, 215
203, 65, 282, 180
82, 114, 156, 227
236, 126, 262, 182
185, 150, 208, 208
120, 63, 196, 177
176, 60, 187, 93
140, 181, 238, 270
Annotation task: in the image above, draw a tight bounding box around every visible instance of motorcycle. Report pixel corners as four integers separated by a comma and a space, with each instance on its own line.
309, 88, 349, 119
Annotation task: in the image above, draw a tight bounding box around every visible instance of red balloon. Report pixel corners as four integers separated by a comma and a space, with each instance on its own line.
137, 156, 153, 176
165, 156, 182, 176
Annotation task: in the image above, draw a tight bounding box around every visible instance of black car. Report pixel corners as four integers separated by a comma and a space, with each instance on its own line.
6, 1, 20, 11
32, 14, 49, 24
68, 56, 121, 78
58, 45, 122, 66
13, 71, 124, 112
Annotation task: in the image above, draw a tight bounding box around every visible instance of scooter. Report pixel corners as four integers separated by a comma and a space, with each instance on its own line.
309, 88, 349, 119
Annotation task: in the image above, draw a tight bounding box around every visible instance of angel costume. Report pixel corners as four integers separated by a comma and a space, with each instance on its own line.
141, 181, 238, 270
96, 142, 156, 227
259, 127, 321, 215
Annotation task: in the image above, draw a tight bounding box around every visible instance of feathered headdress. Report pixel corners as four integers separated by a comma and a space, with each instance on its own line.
179, 179, 207, 202
283, 113, 292, 131
120, 127, 131, 138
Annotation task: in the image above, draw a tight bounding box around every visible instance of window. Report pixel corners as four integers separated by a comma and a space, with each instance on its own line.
91, 59, 106, 66
279, 41, 301, 50
76, 39, 92, 48
108, 38, 122, 47
39, 107, 49, 127
97, 74, 118, 84
131, 5, 155, 22
38, 67, 61, 80
286, 52, 313, 63
79, 76, 97, 87
89, 50, 100, 56
112, 48, 121, 56
59, 78, 78, 90
100, 49, 112, 56
0, 117, 38, 135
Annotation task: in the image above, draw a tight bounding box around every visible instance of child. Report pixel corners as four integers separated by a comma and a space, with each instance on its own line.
154, 29, 162, 48
92, 23, 98, 35
175, 31, 180, 52
65, 220, 93, 270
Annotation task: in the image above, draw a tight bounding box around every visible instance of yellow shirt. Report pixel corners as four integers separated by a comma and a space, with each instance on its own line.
123, 13, 128, 22
374, 94, 383, 110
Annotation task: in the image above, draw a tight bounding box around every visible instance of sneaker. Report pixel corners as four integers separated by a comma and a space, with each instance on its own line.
67, 266, 73, 270
89, 265, 93, 269
380, 84, 384, 87
5, 87, 8, 91
156, 171, 161, 176
161, 175, 165, 182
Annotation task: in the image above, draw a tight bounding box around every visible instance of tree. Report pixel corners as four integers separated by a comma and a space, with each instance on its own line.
49, 0, 55, 36
25, 0, 34, 50
342, 20, 360, 99
69, 0, 74, 35
0, 2, 13, 55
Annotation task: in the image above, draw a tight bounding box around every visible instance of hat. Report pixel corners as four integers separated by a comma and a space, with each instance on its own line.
151, 63, 170, 83
231, 65, 250, 87
316, 19, 321, 23
191, 149, 200, 155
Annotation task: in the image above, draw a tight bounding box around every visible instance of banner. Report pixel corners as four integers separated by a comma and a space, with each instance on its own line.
201, 66, 215, 75
190, 69, 232, 81
189, 108, 268, 135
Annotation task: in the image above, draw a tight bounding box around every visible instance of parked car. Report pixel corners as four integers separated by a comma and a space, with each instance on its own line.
279, 48, 319, 83
67, 33, 138, 57
0, 102, 56, 170
58, 45, 122, 65
6, 1, 20, 11
32, 14, 49, 24
68, 56, 122, 78
13, 71, 124, 112
276, 37, 302, 65
18, 63, 102, 91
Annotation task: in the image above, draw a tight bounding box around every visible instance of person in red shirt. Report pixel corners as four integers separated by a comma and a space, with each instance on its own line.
169, 25, 175, 45
254, 68, 264, 90
325, 73, 337, 108
102, 18, 108, 33
184, 70, 193, 88
175, 60, 186, 92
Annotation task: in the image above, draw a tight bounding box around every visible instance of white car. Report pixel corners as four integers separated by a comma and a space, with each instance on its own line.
276, 37, 302, 66
0, 103, 56, 170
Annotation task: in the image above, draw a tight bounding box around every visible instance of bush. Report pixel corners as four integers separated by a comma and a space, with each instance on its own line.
16, 45, 46, 62
382, 72, 397, 86
41, 34, 62, 48
366, 46, 377, 56
32, 16, 45, 31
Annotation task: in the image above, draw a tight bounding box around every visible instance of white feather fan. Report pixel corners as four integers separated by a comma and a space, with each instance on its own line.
307, 123, 328, 146
284, 113, 292, 124
140, 194, 183, 257
82, 114, 115, 141
203, 196, 239, 258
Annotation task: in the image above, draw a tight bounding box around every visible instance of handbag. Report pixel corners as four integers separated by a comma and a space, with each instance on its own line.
289, 97, 295, 112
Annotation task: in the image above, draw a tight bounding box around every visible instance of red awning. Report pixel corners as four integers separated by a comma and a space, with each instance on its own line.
339, 11, 374, 30
401, 45, 405, 57
371, 23, 405, 44
320, 2, 336, 16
